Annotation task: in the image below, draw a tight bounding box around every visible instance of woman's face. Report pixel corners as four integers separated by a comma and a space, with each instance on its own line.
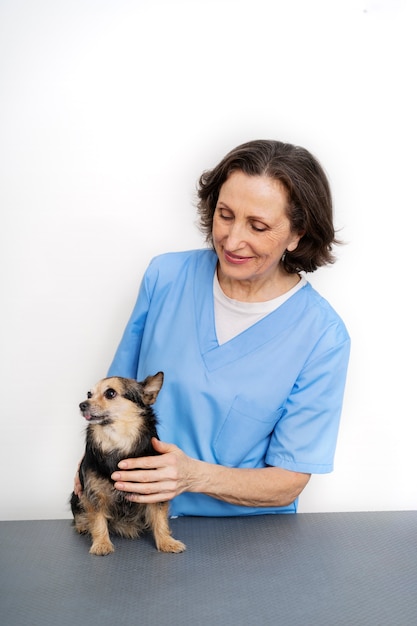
212, 170, 303, 291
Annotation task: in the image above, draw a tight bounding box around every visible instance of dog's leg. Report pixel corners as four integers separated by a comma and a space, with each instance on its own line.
88, 510, 114, 556
145, 502, 186, 553
73, 511, 89, 535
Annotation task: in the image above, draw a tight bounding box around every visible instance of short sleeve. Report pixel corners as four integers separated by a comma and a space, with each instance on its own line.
266, 326, 350, 474
107, 263, 155, 378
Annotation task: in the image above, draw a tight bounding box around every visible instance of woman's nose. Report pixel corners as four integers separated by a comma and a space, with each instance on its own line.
225, 221, 246, 248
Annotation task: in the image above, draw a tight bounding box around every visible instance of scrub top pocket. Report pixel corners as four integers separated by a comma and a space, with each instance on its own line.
214, 395, 283, 467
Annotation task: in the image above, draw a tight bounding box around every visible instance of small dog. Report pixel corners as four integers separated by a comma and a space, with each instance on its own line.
70, 372, 185, 555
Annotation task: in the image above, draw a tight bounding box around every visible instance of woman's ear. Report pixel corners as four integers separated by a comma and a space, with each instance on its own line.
286, 230, 305, 252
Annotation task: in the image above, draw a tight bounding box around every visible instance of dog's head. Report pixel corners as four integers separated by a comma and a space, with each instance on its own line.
79, 373, 164, 426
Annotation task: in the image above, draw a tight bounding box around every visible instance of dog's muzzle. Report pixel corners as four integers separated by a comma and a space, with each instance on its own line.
79, 402, 109, 423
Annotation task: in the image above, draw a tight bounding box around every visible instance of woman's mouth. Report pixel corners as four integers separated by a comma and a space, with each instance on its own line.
223, 250, 253, 265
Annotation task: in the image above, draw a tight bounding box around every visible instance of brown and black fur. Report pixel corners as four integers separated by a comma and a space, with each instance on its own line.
70, 373, 185, 555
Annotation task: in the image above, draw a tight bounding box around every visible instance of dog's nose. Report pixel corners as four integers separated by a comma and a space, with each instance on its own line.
79, 401, 89, 411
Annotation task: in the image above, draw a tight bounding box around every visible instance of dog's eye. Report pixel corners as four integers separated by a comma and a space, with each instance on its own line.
104, 388, 117, 400
87, 391, 92, 399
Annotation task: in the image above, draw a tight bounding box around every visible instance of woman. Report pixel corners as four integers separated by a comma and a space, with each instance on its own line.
100, 140, 350, 516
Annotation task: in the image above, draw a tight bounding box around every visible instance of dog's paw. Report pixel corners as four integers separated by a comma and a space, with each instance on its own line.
73, 520, 89, 535
89, 541, 115, 556
156, 537, 186, 553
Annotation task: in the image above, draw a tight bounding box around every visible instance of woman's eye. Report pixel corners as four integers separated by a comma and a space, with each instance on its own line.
219, 212, 233, 221
104, 388, 117, 400
251, 223, 267, 232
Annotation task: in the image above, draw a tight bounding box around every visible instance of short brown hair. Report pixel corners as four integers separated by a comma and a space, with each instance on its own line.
197, 139, 339, 273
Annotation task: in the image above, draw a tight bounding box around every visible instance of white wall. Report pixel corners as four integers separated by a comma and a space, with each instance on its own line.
1, 0, 416, 520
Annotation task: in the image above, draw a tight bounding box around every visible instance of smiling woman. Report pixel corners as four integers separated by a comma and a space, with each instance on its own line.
76, 139, 351, 519
198, 140, 337, 274
212, 171, 303, 302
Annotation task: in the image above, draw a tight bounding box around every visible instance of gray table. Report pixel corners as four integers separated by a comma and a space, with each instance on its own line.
1, 512, 416, 625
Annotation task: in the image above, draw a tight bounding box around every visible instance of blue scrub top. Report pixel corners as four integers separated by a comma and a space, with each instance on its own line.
108, 250, 350, 517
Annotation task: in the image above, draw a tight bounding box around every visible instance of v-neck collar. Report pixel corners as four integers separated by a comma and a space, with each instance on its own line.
193, 250, 309, 372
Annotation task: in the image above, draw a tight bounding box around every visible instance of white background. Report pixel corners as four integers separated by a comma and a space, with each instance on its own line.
1, 0, 416, 520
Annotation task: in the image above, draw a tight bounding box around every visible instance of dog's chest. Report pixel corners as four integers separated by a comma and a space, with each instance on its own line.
89, 422, 142, 456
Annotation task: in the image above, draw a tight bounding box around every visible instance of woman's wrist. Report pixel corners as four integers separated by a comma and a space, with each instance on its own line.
186, 458, 213, 494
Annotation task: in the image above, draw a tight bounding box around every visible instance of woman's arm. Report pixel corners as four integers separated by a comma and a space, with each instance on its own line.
111, 438, 310, 508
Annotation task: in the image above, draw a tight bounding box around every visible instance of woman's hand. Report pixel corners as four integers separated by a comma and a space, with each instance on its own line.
111, 438, 197, 504
111, 438, 310, 508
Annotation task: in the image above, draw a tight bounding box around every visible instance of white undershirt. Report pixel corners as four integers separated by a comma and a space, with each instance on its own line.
213, 272, 307, 345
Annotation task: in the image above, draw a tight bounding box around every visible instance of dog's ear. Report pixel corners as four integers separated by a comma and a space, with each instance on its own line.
122, 373, 164, 407
141, 371, 164, 405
